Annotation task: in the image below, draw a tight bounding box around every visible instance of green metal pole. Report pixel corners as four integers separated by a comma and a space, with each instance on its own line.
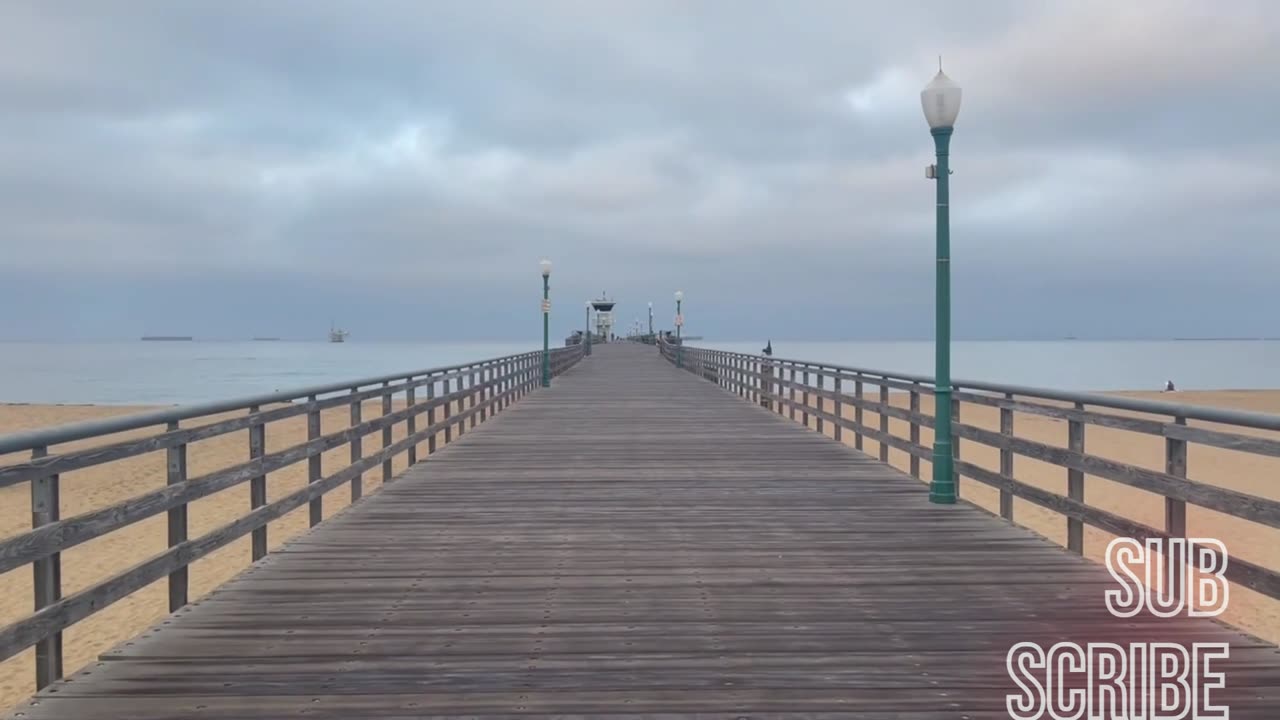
585, 305, 592, 356
930, 126, 955, 504
675, 299, 683, 368
541, 276, 551, 387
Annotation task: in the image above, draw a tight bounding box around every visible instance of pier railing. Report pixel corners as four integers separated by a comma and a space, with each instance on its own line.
0, 344, 584, 690
659, 339, 1280, 602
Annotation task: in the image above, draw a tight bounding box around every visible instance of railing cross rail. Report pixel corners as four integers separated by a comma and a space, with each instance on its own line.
658, 338, 1280, 602
0, 344, 586, 691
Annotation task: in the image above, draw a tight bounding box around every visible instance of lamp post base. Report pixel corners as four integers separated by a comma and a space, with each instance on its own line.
929, 441, 956, 504
936, 445, 957, 502
929, 481, 956, 504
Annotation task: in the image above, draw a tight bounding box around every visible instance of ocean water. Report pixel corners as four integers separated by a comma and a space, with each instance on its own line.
0, 340, 1276, 406
700, 340, 1280, 394
0, 341, 533, 406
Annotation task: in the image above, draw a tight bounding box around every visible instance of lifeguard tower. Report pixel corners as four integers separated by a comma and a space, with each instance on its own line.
591, 293, 616, 342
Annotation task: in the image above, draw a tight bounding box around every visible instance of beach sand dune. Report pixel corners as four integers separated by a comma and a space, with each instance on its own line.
1, 389, 1278, 710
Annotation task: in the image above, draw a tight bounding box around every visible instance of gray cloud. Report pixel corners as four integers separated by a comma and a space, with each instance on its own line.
0, 0, 1277, 341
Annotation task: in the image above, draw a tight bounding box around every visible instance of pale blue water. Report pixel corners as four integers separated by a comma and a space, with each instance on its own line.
699, 340, 1280, 394
0, 341, 532, 405
0, 340, 1275, 405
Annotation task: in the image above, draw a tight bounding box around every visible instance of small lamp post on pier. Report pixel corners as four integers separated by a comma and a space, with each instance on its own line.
540, 259, 552, 387
648, 302, 653, 338
921, 64, 961, 505
584, 301, 592, 356
674, 290, 684, 368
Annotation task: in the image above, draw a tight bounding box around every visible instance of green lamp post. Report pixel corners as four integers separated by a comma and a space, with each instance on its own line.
540, 259, 552, 387
584, 301, 592, 356
674, 290, 684, 368
648, 302, 653, 339
921, 66, 962, 504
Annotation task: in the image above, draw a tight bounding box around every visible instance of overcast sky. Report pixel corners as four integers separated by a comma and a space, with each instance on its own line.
1, 1, 1276, 342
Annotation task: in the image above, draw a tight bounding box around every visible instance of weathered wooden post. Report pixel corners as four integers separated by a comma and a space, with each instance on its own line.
350, 390, 363, 501
952, 394, 962, 493
1166, 417, 1187, 536
500, 360, 509, 410
801, 368, 810, 428
816, 371, 825, 436
308, 395, 322, 526
469, 367, 478, 429
999, 392, 1014, 520
30, 445, 62, 689
1166, 415, 1188, 602
751, 359, 760, 404
788, 367, 797, 421
457, 369, 468, 438
406, 379, 417, 467
249, 406, 267, 560
426, 377, 437, 455
165, 420, 188, 612
1067, 402, 1085, 554
443, 375, 454, 444
833, 375, 843, 442
878, 382, 889, 463
381, 382, 393, 483
761, 357, 773, 410
493, 361, 501, 411
909, 384, 921, 478
854, 377, 864, 450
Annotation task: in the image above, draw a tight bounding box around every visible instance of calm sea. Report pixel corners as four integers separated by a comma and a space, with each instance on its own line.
0, 340, 1276, 405
701, 340, 1280, 394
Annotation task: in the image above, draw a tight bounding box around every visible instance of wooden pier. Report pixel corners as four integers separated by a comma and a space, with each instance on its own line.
3, 342, 1280, 717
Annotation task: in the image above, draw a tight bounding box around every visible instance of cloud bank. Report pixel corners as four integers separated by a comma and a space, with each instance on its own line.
1, 1, 1276, 340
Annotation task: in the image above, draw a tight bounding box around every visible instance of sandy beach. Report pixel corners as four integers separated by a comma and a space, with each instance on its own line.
1, 389, 1278, 710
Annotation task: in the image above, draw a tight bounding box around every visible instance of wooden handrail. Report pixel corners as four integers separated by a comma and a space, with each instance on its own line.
659, 339, 1280, 601
0, 343, 585, 690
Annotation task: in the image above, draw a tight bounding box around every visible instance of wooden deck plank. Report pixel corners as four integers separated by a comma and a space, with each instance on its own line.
10, 343, 1280, 718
